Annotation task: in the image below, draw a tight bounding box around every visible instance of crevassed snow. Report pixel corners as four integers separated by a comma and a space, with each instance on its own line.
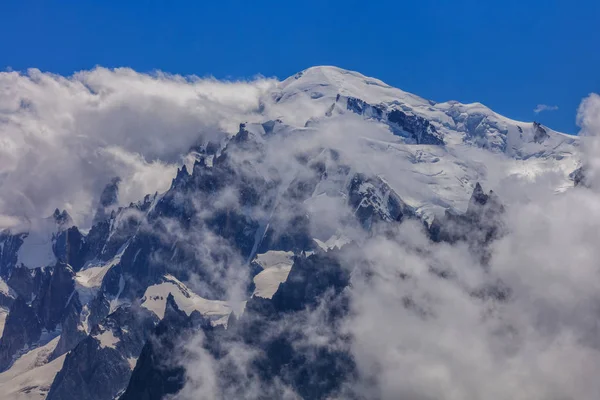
16, 217, 58, 269
140, 275, 231, 322
0, 336, 66, 400
252, 251, 294, 299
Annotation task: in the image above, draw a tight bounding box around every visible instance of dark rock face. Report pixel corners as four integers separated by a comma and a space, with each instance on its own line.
341, 95, 444, 145
244, 251, 355, 399
533, 122, 549, 144
268, 250, 350, 313
87, 292, 111, 330
348, 173, 414, 229
53, 209, 73, 228
93, 177, 121, 226
387, 109, 444, 145
0, 231, 25, 278
47, 304, 159, 400
53, 226, 86, 272
50, 291, 87, 360
33, 262, 76, 332
122, 251, 355, 400
0, 262, 77, 371
5, 265, 54, 301
345, 96, 384, 120
429, 183, 505, 263
0, 290, 13, 310
0, 297, 42, 371
120, 295, 204, 400
571, 166, 587, 187
7, 266, 39, 300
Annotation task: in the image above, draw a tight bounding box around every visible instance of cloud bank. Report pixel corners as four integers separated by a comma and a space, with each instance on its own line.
0, 68, 276, 228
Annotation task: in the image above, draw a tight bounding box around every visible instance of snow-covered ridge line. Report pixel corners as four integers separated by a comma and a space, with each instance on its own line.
280, 65, 577, 136
273, 65, 577, 156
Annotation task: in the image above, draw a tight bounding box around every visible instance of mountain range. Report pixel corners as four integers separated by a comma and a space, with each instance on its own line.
0, 66, 583, 400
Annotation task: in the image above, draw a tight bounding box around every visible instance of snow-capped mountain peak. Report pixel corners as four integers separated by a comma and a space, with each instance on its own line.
273, 65, 577, 157
0, 65, 585, 400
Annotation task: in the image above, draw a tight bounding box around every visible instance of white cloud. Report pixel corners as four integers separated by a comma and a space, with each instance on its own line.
533, 104, 559, 113
577, 93, 600, 136
0, 68, 277, 228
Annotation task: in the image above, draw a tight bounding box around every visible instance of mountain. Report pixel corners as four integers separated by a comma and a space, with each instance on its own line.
0, 66, 581, 399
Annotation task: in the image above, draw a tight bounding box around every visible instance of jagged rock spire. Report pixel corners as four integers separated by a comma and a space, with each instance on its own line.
93, 176, 121, 225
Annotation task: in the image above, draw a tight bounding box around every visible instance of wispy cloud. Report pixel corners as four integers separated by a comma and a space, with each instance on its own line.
534, 104, 559, 113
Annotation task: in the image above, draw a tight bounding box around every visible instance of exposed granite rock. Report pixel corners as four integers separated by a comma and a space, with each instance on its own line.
533, 121, 549, 144
47, 304, 159, 400
50, 291, 87, 360
0, 297, 42, 372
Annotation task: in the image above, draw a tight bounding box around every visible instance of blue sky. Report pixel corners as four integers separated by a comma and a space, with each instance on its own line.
1, 0, 598, 134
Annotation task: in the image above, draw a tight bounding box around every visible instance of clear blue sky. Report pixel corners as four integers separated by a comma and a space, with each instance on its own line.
1, 0, 598, 134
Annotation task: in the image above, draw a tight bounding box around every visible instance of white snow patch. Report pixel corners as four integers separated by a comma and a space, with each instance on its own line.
0, 336, 66, 400
252, 251, 294, 299
313, 234, 352, 251
127, 357, 137, 370
76, 242, 128, 305
252, 266, 292, 299
76, 264, 112, 289
0, 278, 15, 298
95, 328, 120, 349
16, 217, 59, 269
254, 250, 294, 270
141, 275, 231, 323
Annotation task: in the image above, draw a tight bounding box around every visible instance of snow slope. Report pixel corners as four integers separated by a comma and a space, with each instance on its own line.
252, 251, 295, 299
16, 217, 59, 269
75, 247, 126, 304
0, 337, 66, 400
266, 66, 580, 219
274, 66, 578, 154
140, 275, 231, 324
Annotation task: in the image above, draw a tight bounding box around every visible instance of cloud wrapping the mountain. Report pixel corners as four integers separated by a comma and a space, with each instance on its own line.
170, 93, 600, 399
2, 65, 599, 399
339, 92, 600, 400
0, 68, 276, 228
343, 191, 600, 400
